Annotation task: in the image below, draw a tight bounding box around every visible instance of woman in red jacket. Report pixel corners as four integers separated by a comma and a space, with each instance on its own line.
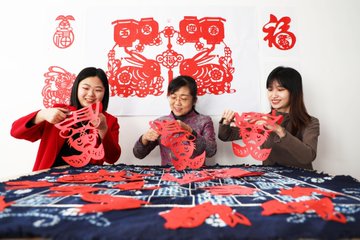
11, 67, 121, 171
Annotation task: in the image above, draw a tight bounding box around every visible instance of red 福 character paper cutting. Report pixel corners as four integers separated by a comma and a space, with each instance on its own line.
150, 119, 206, 171
55, 102, 105, 168
232, 111, 283, 161
263, 14, 296, 50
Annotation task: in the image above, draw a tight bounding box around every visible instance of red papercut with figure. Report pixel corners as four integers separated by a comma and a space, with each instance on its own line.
107, 16, 235, 98
42, 66, 76, 108
232, 111, 283, 161
53, 15, 75, 49
263, 14, 296, 50
54, 102, 105, 168
150, 119, 205, 171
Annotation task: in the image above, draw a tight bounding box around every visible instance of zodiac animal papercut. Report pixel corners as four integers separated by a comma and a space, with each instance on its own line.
150, 120, 205, 171
232, 111, 283, 161
54, 102, 105, 167
42, 66, 76, 108
107, 16, 235, 97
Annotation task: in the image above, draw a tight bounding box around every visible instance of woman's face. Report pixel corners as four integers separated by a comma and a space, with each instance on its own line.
267, 80, 290, 113
168, 86, 194, 117
77, 76, 105, 108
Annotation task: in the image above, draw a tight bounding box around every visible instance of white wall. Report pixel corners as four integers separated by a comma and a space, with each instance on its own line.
1, 0, 360, 181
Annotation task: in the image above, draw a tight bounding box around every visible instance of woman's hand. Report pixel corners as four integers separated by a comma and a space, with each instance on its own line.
97, 113, 108, 139
34, 107, 70, 125
141, 128, 160, 145
221, 109, 236, 125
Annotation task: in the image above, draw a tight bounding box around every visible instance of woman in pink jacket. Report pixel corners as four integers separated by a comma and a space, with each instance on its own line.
11, 67, 121, 171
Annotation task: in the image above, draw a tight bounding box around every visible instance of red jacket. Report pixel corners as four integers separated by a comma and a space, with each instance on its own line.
10, 110, 121, 171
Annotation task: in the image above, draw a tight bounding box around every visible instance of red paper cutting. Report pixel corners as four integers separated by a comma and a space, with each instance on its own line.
0, 196, 13, 212
261, 198, 346, 223
206, 168, 264, 179
48, 185, 103, 197
160, 202, 251, 229
55, 102, 105, 168
57, 169, 128, 183
53, 15, 75, 49
202, 185, 258, 196
114, 180, 145, 190
79, 193, 148, 213
232, 111, 283, 161
107, 17, 235, 97
56, 169, 153, 184
42, 66, 76, 108
279, 186, 339, 199
150, 119, 206, 170
263, 14, 296, 50
161, 172, 212, 185
5, 180, 54, 190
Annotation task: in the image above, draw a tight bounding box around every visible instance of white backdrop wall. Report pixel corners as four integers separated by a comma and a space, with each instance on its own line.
1, 0, 360, 180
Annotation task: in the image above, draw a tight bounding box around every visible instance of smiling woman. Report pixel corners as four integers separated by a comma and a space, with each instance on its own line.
218, 66, 320, 170
10, 67, 121, 171
133, 75, 217, 166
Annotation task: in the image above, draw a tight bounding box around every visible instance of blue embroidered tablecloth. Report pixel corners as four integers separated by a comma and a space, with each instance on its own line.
0, 164, 359, 240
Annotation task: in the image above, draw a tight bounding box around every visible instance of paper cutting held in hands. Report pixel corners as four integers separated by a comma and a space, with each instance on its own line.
55, 102, 105, 167
232, 110, 283, 161
150, 119, 206, 171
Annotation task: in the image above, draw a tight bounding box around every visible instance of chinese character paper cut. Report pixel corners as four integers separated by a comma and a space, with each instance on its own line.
150, 120, 206, 171
53, 15, 75, 49
55, 102, 105, 168
263, 14, 296, 50
232, 111, 283, 161
107, 16, 235, 97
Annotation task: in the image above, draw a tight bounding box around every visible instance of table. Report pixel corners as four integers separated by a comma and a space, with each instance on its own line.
0, 164, 359, 239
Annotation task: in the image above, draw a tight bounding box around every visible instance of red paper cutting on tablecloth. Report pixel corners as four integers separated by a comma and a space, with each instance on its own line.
48, 185, 103, 197
5, 180, 54, 190
160, 202, 251, 229
206, 168, 264, 179
55, 102, 105, 168
279, 186, 339, 199
161, 172, 212, 185
79, 193, 148, 213
150, 119, 206, 170
232, 111, 283, 161
56, 169, 153, 184
113, 180, 160, 191
261, 197, 347, 223
202, 185, 258, 196
0, 196, 13, 212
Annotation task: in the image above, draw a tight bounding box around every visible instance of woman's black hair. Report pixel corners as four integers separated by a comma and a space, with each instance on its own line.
266, 66, 311, 136
167, 75, 198, 102
70, 67, 110, 111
